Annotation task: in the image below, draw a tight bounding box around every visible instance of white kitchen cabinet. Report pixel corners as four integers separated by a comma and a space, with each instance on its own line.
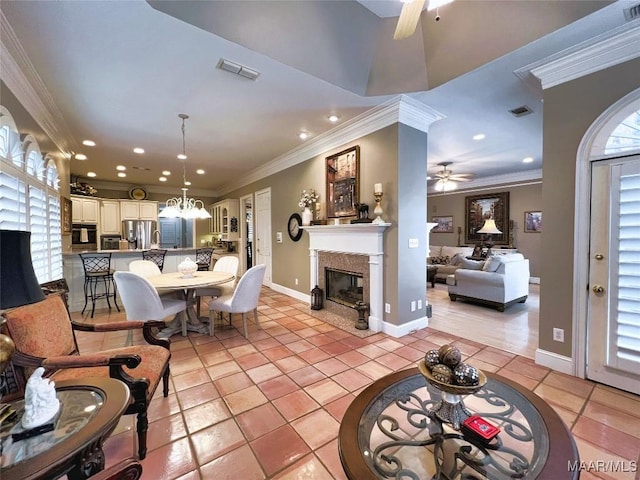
100, 200, 121, 234
209, 199, 239, 241
71, 195, 99, 224
120, 200, 158, 222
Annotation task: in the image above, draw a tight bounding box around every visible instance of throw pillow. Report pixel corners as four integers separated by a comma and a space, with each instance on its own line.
482, 256, 502, 272
460, 258, 485, 270
429, 255, 450, 265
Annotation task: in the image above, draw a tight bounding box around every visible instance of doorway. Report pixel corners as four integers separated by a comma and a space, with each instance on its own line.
239, 193, 254, 275
255, 188, 272, 286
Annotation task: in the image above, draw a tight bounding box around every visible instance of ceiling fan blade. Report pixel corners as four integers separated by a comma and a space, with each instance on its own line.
449, 176, 473, 182
394, 0, 426, 40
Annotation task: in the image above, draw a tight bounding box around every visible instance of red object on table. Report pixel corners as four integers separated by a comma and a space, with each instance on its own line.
461, 415, 500, 441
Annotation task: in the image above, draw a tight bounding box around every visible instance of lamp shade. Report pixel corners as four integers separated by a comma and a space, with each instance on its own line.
477, 219, 502, 235
0, 230, 45, 309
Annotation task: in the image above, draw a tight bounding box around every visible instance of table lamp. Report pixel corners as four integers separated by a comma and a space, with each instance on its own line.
476, 219, 502, 256
0, 230, 46, 376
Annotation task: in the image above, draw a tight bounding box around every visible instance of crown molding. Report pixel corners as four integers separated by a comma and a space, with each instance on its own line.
82, 178, 215, 198
0, 11, 78, 159
428, 169, 542, 195
514, 20, 640, 91
219, 95, 444, 196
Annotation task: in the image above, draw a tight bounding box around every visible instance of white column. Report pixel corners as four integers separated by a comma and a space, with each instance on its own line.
368, 253, 384, 332
309, 248, 318, 289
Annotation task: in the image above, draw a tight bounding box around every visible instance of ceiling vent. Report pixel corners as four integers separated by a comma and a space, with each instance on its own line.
217, 58, 260, 81
623, 3, 640, 21
509, 105, 533, 117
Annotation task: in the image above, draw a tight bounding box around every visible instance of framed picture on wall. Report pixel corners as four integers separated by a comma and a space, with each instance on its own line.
524, 211, 542, 232
465, 191, 509, 244
62, 196, 72, 233
432, 216, 454, 233
326, 145, 359, 218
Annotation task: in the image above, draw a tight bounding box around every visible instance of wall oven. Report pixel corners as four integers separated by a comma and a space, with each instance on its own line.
71, 223, 97, 251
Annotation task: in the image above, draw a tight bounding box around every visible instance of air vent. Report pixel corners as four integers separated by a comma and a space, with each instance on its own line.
132, 166, 151, 171
509, 105, 533, 117
623, 3, 640, 21
217, 58, 260, 81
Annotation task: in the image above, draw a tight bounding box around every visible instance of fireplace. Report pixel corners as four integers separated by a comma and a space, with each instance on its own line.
326, 268, 364, 308
304, 223, 389, 332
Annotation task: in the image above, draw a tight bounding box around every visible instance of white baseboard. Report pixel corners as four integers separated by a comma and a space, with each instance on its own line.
530, 277, 540, 284
269, 283, 310, 304
535, 348, 574, 375
382, 316, 429, 338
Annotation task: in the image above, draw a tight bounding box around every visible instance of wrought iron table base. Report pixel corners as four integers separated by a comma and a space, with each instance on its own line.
428, 391, 473, 430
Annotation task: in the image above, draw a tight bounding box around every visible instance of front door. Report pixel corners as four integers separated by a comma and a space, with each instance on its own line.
255, 188, 272, 286
587, 155, 640, 394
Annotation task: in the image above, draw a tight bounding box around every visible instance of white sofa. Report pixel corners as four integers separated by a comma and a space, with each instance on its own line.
428, 245, 474, 283
446, 253, 530, 311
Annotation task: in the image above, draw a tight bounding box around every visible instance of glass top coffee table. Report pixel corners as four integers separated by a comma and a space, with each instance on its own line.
339, 368, 579, 479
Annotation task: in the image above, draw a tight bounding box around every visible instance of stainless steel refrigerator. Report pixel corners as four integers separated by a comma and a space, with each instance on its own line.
122, 220, 157, 250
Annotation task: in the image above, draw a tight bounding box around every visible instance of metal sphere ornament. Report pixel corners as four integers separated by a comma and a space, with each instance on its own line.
424, 349, 440, 368
453, 363, 480, 386
438, 344, 462, 369
431, 363, 454, 384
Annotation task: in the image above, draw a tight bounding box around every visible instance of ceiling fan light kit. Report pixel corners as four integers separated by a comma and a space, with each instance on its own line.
432, 161, 473, 192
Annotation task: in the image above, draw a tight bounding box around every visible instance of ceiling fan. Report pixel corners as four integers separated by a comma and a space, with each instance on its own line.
432, 161, 474, 191
394, 0, 454, 40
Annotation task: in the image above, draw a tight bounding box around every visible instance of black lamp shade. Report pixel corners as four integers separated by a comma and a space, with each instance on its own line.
0, 230, 45, 309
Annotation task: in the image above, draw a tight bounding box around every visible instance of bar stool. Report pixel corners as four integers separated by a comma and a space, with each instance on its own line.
80, 252, 119, 318
142, 249, 167, 272
196, 248, 214, 271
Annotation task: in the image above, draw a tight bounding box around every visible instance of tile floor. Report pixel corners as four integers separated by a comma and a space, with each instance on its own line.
71, 288, 640, 480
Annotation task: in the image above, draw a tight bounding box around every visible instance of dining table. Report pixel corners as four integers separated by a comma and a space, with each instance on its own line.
146, 271, 234, 337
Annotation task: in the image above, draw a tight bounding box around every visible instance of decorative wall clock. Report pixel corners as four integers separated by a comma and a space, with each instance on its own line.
288, 213, 303, 242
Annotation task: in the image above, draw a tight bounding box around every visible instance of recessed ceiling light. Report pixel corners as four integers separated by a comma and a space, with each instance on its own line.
299, 132, 309, 140
184, 180, 192, 186
82, 140, 96, 147
133, 147, 145, 154
523, 157, 534, 163
196, 169, 205, 175
75, 153, 87, 160
162, 170, 171, 176
159, 176, 167, 182
177, 153, 187, 160
87, 171, 96, 177
117, 172, 127, 178
116, 165, 126, 171
473, 134, 486, 140
328, 115, 339, 123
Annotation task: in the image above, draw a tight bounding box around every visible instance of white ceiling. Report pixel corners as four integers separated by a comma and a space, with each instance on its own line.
1, 0, 633, 196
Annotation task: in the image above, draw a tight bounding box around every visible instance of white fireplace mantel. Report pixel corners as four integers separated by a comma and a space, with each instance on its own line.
303, 223, 391, 332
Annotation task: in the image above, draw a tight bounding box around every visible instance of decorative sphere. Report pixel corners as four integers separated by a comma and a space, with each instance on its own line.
424, 349, 440, 367
438, 344, 462, 368
431, 363, 453, 384
453, 363, 480, 386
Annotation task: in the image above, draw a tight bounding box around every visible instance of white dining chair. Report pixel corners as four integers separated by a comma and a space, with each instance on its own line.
195, 255, 239, 318
208, 264, 265, 338
114, 271, 188, 344
129, 259, 162, 277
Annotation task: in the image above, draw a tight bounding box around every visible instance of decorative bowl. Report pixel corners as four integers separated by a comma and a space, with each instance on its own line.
418, 360, 486, 395
178, 257, 198, 278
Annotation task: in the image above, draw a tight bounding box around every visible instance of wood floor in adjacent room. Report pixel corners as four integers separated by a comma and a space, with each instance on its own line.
427, 282, 539, 359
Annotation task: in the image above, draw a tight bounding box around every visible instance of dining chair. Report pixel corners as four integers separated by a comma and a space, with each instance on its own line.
208, 264, 265, 338
129, 259, 162, 277
142, 249, 167, 272
114, 271, 188, 341
195, 247, 214, 271
79, 252, 119, 318
195, 255, 239, 318
3, 291, 171, 460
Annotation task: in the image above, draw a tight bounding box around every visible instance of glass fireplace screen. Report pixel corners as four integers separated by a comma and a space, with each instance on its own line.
325, 268, 364, 308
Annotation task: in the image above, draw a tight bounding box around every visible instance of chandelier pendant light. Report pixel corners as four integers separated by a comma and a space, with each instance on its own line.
159, 114, 211, 220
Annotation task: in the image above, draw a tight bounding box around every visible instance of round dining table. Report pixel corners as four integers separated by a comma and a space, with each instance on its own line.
147, 271, 234, 337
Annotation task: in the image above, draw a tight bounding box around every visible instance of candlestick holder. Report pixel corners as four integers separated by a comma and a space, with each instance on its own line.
372, 192, 385, 224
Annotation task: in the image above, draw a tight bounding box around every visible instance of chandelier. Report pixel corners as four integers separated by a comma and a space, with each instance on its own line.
159, 114, 211, 220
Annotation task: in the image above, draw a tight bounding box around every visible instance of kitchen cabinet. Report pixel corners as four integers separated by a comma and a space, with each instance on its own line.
209, 199, 239, 241
71, 195, 99, 224
100, 200, 121, 234
120, 200, 158, 222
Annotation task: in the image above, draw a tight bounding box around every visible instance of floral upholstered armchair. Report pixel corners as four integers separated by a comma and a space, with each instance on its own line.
1, 286, 171, 460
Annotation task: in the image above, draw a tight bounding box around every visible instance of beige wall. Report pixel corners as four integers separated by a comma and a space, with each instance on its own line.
540, 57, 640, 356
427, 182, 542, 277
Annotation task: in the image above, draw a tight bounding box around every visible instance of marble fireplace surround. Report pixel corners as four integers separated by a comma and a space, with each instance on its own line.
304, 223, 390, 332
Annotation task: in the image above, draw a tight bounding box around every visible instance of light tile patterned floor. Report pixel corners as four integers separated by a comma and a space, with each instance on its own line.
71, 288, 640, 479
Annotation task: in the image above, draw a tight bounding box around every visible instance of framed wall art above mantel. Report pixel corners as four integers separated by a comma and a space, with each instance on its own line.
465, 192, 509, 245
326, 145, 359, 218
